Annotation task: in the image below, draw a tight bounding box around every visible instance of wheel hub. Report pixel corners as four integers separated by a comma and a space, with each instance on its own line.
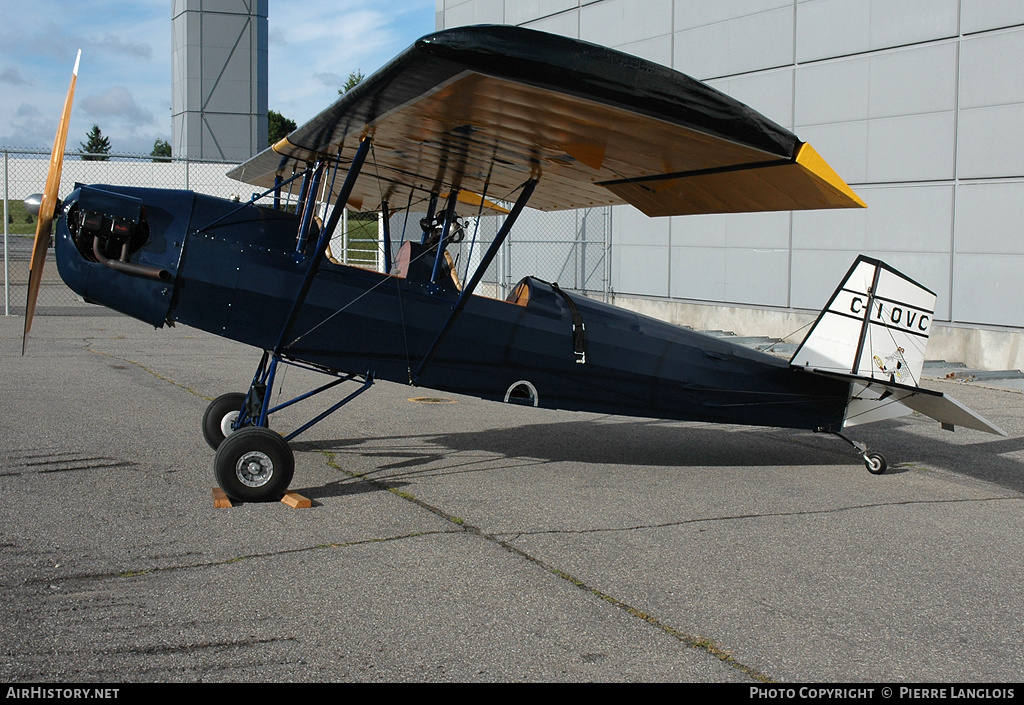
236, 450, 274, 487
220, 411, 239, 438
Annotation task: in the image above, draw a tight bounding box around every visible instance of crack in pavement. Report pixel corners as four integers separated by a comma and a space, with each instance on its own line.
77, 347, 779, 681
491, 494, 1024, 539
318, 449, 777, 683
10, 529, 461, 587
86, 347, 215, 400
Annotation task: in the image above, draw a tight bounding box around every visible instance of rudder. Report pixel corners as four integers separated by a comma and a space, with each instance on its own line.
791, 255, 1004, 436
790, 255, 935, 387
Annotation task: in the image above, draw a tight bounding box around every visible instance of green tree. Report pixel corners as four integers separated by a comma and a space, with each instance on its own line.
150, 138, 172, 162
339, 70, 364, 95
79, 124, 111, 161
268, 110, 297, 146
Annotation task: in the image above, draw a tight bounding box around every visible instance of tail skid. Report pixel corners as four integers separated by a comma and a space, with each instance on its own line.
792, 256, 1005, 437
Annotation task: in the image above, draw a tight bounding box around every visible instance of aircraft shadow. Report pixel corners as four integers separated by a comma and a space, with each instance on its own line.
295, 417, 862, 488
293, 415, 1024, 494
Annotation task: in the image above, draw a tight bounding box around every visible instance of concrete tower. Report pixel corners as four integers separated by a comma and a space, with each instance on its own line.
171, 0, 268, 161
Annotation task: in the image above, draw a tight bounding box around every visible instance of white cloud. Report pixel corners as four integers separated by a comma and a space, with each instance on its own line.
81, 86, 155, 127
313, 72, 344, 90
96, 33, 153, 60
0, 66, 30, 85
1, 103, 52, 149
0, 2, 433, 152
267, 0, 433, 122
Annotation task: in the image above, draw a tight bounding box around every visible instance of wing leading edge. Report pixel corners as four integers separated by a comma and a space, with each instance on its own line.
228, 25, 864, 217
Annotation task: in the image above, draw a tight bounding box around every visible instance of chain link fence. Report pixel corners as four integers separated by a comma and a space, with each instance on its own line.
385, 205, 612, 302
2, 148, 249, 315
3, 147, 612, 316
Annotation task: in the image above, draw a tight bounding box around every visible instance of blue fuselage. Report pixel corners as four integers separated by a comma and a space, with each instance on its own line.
55, 185, 850, 431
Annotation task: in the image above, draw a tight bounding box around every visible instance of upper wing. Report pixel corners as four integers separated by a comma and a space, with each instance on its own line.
229, 25, 864, 216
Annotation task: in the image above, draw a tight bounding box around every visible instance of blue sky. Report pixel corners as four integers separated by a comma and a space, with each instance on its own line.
0, 0, 436, 155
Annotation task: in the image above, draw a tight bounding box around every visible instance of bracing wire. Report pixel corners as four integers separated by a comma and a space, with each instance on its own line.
284, 233, 439, 349
862, 299, 929, 387
843, 392, 910, 422
284, 177, 529, 353
762, 319, 816, 354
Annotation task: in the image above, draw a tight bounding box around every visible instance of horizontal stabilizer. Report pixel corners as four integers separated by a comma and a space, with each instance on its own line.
808, 370, 1006, 436
897, 388, 1006, 436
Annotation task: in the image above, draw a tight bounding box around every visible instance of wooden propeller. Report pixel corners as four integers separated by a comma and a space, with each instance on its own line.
22, 50, 80, 354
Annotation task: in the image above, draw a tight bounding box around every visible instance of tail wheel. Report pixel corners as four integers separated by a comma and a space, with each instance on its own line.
202, 392, 247, 450
214, 427, 294, 503
864, 452, 888, 475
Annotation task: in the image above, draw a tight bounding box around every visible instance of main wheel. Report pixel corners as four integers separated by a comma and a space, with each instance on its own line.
214, 427, 294, 502
202, 393, 247, 450
864, 452, 888, 475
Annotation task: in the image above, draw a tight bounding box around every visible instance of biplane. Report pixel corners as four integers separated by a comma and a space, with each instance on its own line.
24, 26, 1004, 502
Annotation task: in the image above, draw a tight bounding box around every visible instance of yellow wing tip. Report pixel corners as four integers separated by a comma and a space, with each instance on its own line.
796, 142, 867, 209
272, 136, 295, 154
440, 190, 512, 215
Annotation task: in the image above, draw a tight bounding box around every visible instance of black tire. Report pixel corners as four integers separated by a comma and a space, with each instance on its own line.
202, 393, 247, 450
864, 452, 888, 475
214, 427, 294, 503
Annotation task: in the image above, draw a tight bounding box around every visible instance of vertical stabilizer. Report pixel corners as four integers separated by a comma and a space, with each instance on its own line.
792, 256, 1004, 436
791, 256, 936, 387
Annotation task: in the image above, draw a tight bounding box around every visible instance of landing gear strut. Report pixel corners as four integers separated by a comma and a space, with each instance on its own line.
203, 352, 374, 502
829, 431, 888, 474
202, 138, 376, 504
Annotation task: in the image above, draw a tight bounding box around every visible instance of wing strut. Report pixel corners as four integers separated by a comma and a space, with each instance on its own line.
381, 200, 393, 274
241, 137, 373, 432
274, 137, 372, 355
413, 178, 539, 383
295, 160, 326, 255
429, 190, 460, 287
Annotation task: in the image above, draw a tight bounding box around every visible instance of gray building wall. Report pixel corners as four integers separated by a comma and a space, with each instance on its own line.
172, 0, 268, 161
437, 1, 1024, 334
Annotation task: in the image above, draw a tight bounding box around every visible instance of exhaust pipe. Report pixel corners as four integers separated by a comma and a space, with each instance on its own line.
92, 237, 171, 281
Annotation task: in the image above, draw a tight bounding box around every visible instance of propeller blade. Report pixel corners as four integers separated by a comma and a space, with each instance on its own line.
23, 50, 80, 355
